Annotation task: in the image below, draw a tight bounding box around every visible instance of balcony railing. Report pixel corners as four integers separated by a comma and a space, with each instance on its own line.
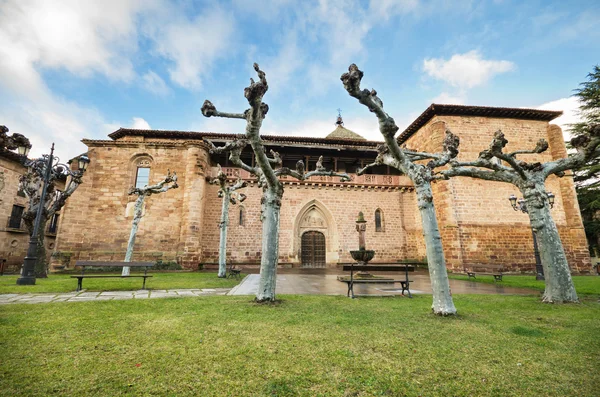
218, 167, 412, 187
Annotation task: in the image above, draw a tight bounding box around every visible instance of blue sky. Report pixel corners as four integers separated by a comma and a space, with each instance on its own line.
0, 0, 598, 161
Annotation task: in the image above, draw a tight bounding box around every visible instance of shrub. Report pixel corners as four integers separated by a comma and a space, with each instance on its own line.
153, 260, 182, 270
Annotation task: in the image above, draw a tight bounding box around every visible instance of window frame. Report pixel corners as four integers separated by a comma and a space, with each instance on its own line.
8, 205, 25, 229
135, 166, 151, 189
239, 206, 246, 226
375, 208, 384, 232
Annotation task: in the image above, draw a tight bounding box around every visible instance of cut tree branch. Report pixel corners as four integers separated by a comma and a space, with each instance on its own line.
341, 64, 408, 165
205, 139, 256, 175
542, 124, 600, 178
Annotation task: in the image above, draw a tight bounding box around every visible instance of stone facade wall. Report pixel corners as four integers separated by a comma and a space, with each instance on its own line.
0, 155, 59, 269
0, 156, 30, 268
54, 141, 208, 268
200, 180, 423, 266
404, 116, 590, 272
53, 113, 590, 273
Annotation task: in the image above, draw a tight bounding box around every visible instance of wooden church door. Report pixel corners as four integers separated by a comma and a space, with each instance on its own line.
301, 231, 326, 268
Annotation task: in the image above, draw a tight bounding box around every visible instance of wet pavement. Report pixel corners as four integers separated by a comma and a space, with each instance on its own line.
0, 269, 538, 304
228, 269, 539, 297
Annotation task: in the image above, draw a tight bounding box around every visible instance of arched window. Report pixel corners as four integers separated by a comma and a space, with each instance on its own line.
131, 156, 153, 189
375, 209, 384, 232
135, 167, 150, 188
239, 206, 245, 226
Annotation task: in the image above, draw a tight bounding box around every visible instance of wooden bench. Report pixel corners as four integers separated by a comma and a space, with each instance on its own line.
464, 266, 504, 282
0, 259, 21, 276
227, 264, 242, 279
72, 261, 154, 292
341, 264, 413, 298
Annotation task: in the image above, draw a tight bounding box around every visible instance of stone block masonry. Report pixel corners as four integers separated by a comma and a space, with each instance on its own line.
52, 109, 591, 273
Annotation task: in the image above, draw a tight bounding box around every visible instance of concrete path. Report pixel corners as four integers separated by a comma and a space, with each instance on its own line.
0, 269, 539, 304
0, 288, 231, 305
228, 271, 538, 296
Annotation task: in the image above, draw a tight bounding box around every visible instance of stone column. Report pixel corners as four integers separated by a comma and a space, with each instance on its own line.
178, 142, 209, 268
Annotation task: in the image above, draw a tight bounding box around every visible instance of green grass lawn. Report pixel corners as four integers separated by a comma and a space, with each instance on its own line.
0, 272, 240, 294
449, 274, 600, 297
0, 295, 598, 396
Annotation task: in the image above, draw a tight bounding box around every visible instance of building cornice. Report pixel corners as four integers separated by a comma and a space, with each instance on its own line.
81, 139, 210, 150
397, 103, 563, 143
94, 104, 564, 148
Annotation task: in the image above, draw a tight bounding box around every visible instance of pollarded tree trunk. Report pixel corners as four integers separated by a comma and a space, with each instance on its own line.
415, 183, 457, 315
203, 64, 351, 302
341, 63, 458, 315
522, 185, 578, 303
256, 188, 282, 301
122, 195, 145, 276
218, 193, 230, 278
122, 171, 178, 276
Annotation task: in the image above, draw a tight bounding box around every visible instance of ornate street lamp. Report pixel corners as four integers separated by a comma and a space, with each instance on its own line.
508, 192, 555, 281
15, 143, 89, 285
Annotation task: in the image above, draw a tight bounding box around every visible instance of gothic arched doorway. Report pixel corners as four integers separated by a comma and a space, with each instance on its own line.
301, 231, 326, 268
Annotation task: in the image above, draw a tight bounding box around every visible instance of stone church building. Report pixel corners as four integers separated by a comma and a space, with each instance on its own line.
50, 104, 591, 273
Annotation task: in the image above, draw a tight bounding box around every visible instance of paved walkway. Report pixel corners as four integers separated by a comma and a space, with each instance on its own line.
0, 270, 538, 305
0, 288, 231, 305
228, 270, 538, 296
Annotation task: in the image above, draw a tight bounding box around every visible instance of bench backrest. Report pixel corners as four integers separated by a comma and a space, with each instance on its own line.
75, 261, 154, 268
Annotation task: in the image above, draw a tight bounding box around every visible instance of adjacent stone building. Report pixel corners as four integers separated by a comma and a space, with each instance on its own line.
0, 150, 62, 271
51, 104, 591, 273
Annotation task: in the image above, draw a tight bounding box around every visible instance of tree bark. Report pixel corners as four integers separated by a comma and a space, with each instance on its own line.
122, 195, 145, 276
415, 183, 457, 315
522, 186, 578, 303
256, 187, 282, 302
218, 193, 230, 278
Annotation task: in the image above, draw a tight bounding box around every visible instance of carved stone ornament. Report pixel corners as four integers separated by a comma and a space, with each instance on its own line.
137, 159, 152, 167
301, 209, 326, 228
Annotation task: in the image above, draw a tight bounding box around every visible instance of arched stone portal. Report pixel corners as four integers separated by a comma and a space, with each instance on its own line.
293, 200, 339, 267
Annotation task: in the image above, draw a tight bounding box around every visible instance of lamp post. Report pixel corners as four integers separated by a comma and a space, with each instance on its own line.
508, 192, 555, 281
16, 143, 89, 285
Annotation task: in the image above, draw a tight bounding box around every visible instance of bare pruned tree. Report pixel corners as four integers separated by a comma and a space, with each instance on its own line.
211, 165, 248, 278
440, 126, 600, 303
0, 125, 31, 154
202, 63, 351, 302
341, 64, 458, 315
122, 170, 178, 276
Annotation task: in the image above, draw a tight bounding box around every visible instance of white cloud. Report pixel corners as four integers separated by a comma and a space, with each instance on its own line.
431, 92, 465, 105
143, 7, 235, 90
130, 117, 151, 130
0, 99, 112, 161
368, 0, 420, 20
423, 50, 515, 89
260, 113, 416, 142
0, 0, 141, 95
240, 0, 421, 97
142, 71, 170, 96
0, 0, 236, 162
536, 96, 582, 140
260, 32, 305, 95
